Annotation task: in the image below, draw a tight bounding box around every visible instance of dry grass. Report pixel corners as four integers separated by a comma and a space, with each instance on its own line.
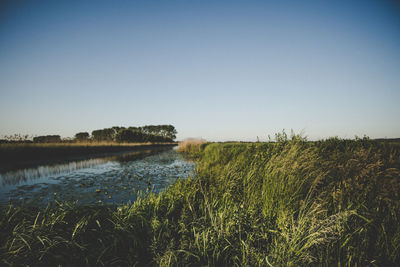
177, 138, 207, 153
0, 141, 176, 148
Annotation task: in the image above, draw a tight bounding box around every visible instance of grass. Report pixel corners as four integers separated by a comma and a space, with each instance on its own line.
0, 141, 176, 147
176, 138, 207, 156
1, 134, 399, 266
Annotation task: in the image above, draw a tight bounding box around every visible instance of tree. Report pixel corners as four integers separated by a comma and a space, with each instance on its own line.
115, 129, 148, 143
33, 135, 61, 143
115, 129, 135, 143
92, 125, 177, 143
141, 125, 177, 141
91, 128, 116, 142
74, 132, 89, 142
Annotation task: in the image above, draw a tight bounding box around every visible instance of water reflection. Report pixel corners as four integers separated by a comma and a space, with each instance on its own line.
0, 149, 195, 205
0, 150, 156, 186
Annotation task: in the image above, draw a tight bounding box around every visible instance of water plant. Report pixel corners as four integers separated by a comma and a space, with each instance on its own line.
1, 135, 399, 266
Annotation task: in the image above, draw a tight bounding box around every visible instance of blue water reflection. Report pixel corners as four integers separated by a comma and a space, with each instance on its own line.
0, 149, 195, 205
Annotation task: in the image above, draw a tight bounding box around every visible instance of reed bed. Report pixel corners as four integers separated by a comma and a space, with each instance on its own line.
1, 136, 399, 266
177, 138, 207, 155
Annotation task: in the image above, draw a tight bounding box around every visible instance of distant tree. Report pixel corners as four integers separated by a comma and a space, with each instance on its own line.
141, 125, 177, 141
112, 126, 125, 133
164, 125, 177, 140
128, 126, 139, 132
116, 129, 147, 143
33, 135, 61, 143
92, 125, 177, 143
91, 128, 116, 142
74, 132, 89, 142
115, 129, 135, 143
62, 137, 74, 143
2, 134, 31, 143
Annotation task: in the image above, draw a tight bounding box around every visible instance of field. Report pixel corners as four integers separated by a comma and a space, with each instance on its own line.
1, 136, 399, 266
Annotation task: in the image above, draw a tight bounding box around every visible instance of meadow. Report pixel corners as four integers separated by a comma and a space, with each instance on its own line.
1, 135, 399, 266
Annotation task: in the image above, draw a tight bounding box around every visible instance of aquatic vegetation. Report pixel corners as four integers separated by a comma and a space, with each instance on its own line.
0, 149, 194, 205
0, 136, 399, 266
0, 143, 175, 172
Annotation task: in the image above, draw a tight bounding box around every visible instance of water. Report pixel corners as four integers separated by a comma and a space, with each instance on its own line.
0, 148, 195, 205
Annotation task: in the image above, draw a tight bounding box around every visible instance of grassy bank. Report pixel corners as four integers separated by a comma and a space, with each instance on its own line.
0, 142, 176, 172
1, 136, 399, 266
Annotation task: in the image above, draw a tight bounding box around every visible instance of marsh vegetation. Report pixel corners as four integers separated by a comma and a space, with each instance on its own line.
1, 134, 399, 266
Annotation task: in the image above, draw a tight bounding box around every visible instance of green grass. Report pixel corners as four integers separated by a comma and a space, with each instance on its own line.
1, 135, 399, 266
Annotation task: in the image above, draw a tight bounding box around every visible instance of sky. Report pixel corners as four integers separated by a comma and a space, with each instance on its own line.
0, 0, 399, 141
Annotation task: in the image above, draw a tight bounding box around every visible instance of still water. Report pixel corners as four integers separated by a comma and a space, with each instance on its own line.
0, 148, 195, 205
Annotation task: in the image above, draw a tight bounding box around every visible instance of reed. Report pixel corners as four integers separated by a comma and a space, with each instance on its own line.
1, 135, 399, 266
176, 138, 207, 155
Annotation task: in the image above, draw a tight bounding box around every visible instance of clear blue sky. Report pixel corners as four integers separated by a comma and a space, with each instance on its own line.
1, 0, 399, 141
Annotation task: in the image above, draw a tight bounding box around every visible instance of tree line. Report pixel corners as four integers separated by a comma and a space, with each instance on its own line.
88, 125, 177, 143
0, 125, 177, 143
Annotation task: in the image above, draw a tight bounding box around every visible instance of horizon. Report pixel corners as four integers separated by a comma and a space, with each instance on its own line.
1, 127, 399, 142
1, 0, 400, 141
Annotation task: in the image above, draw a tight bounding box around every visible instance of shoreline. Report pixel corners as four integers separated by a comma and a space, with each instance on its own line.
0, 143, 176, 172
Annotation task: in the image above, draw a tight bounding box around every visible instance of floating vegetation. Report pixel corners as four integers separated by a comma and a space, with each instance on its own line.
0, 149, 195, 205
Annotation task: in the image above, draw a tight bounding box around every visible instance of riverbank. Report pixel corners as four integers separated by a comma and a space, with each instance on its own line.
1, 137, 399, 266
0, 148, 194, 206
0, 142, 176, 172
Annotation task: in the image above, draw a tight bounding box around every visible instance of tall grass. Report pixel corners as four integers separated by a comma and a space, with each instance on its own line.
177, 139, 207, 153
1, 135, 399, 266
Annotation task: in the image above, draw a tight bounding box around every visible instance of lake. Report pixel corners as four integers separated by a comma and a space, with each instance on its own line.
0, 147, 195, 205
